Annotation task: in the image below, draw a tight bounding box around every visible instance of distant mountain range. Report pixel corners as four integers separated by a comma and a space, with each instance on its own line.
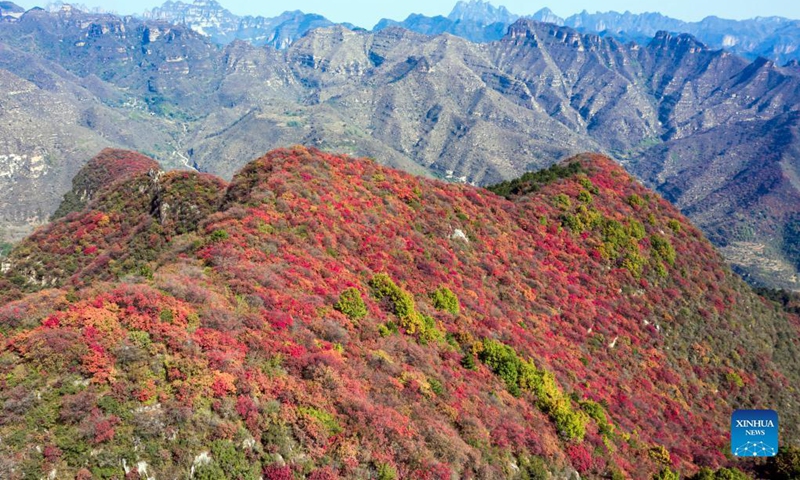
142, 0, 349, 49
378, 1, 800, 65
7, 1, 800, 65
1, 4, 800, 290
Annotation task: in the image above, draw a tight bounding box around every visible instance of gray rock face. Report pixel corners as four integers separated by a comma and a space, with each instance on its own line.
142, 0, 339, 49
1, 9, 800, 288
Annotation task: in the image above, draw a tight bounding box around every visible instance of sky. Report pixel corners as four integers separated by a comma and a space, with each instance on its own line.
14, 0, 800, 29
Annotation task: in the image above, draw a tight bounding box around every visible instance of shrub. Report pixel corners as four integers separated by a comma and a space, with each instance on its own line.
334, 288, 368, 320
479, 339, 522, 396
308, 467, 339, 480
369, 274, 441, 342
650, 235, 676, 266
653, 468, 680, 480
209, 439, 259, 480
430, 286, 460, 315
667, 219, 682, 233
461, 353, 477, 370
378, 321, 398, 337
479, 339, 587, 440
601, 219, 632, 257
159, 309, 174, 323
689, 467, 751, 480
648, 446, 671, 466
580, 399, 612, 434
419, 313, 444, 344
552, 402, 588, 441
627, 219, 646, 240
263, 464, 294, 480
578, 176, 597, 193
369, 274, 415, 321
562, 214, 583, 233
519, 454, 549, 480
377, 462, 398, 480
554, 193, 572, 209
654, 262, 668, 278
726, 371, 744, 388
209, 229, 229, 242
622, 251, 646, 277
194, 462, 226, 480
428, 377, 444, 396
567, 444, 593, 473
627, 194, 644, 207
298, 406, 342, 435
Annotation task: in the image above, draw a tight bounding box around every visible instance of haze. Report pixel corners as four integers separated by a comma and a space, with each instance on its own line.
15, 0, 800, 29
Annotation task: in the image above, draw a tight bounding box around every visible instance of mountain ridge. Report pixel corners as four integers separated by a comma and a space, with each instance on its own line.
375, 0, 800, 65
8, 1, 800, 65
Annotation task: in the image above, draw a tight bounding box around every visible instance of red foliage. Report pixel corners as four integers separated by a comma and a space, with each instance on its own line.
43, 444, 62, 463
566, 444, 593, 473
0, 147, 796, 478
263, 464, 293, 480
307, 467, 340, 480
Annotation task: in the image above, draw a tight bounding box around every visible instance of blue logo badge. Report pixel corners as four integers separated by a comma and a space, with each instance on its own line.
731, 409, 779, 457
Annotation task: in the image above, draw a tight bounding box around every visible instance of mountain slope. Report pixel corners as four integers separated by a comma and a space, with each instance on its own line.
0, 147, 797, 479
0, 38, 179, 247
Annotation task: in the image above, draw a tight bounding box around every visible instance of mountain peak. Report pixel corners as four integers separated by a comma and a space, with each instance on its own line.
531, 7, 564, 25
650, 30, 709, 53
51, 149, 161, 220
448, 0, 518, 25
486, 153, 633, 199
0, 2, 23, 14
144, 0, 335, 47
224, 146, 365, 204
505, 18, 541, 40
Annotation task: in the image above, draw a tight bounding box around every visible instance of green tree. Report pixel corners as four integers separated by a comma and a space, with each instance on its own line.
430, 286, 460, 315
334, 287, 368, 320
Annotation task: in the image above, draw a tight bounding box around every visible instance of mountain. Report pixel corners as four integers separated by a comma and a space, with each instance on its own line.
43, 2, 108, 14
0, 46, 183, 245
50, 148, 161, 219
143, 0, 342, 49
0, 2, 23, 19
448, 0, 518, 25
2, 9, 800, 289
374, 0, 541, 44
373, 13, 509, 44
560, 11, 800, 66
1, 146, 796, 479
376, 1, 800, 66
